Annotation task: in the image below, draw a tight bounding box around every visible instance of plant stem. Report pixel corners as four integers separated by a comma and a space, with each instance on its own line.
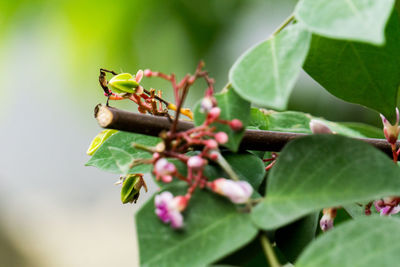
271, 13, 295, 38
94, 105, 400, 157
215, 152, 240, 181
260, 233, 281, 267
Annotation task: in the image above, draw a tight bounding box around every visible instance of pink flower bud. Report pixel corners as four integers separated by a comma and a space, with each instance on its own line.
187, 155, 205, 170
207, 107, 221, 121
380, 108, 400, 145
200, 97, 214, 113
161, 175, 173, 183
135, 69, 144, 83
215, 132, 228, 144
173, 195, 189, 212
209, 151, 219, 161
144, 69, 152, 77
205, 139, 218, 149
320, 208, 337, 232
229, 119, 243, 131
309, 120, 333, 134
211, 178, 253, 204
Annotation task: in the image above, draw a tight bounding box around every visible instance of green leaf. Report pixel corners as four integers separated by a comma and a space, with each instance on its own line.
296, 217, 400, 267
303, 9, 400, 121
251, 135, 400, 230
229, 24, 311, 110
86, 131, 160, 174
339, 122, 384, 139
193, 86, 250, 152
136, 185, 258, 267
275, 213, 319, 263
248, 108, 377, 138
223, 153, 265, 190
295, 0, 395, 45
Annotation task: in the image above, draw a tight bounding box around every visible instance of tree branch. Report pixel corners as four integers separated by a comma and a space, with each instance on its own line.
94, 105, 398, 157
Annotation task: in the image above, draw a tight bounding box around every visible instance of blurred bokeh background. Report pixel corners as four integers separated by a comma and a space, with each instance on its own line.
0, 0, 380, 266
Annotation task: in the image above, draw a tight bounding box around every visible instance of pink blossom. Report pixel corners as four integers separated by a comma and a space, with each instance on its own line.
211, 178, 253, 204
154, 158, 176, 183
374, 197, 400, 216
154, 192, 188, 229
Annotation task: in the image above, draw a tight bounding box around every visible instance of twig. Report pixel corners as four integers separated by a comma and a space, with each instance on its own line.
260, 233, 281, 267
94, 105, 398, 157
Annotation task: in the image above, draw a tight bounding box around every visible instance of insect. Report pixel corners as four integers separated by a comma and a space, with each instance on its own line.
98, 68, 193, 119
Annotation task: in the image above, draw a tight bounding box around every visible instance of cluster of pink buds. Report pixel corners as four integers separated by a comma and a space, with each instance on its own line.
131, 62, 251, 229
320, 207, 337, 232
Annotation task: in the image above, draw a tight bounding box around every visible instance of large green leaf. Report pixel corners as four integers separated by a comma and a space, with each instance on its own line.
193, 86, 250, 152
296, 217, 400, 267
251, 135, 400, 230
229, 24, 311, 110
295, 0, 395, 45
248, 108, 378, 138
303, 10, 400, 121
136, 185, 258, 267
86, 131, 160, 174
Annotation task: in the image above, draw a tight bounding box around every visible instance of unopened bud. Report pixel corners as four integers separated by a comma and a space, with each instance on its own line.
187, 155, 205, 170
211, 178, 253, 204
109, 73, 140, 94
229, 119, 243, 131
309, 120, 333, 134
135, 69, 144, 83
205, 139, 218, 149
215, 132, 228, 144
161, 175, 173, 183
209, 151, 219, 161
380, 108, 400, 145
207, 107, 221, 121
144, 69, 152, 77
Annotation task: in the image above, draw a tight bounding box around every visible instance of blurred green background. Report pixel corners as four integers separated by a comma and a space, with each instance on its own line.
0, 0, 380, 266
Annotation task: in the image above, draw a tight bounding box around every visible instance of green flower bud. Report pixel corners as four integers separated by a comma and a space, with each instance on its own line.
87, 129, 118, 155
121, 174, 146, 204
108, 73, 139, 94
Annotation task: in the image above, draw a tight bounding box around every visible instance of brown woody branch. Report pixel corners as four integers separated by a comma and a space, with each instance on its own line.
94, 105, 399, 157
